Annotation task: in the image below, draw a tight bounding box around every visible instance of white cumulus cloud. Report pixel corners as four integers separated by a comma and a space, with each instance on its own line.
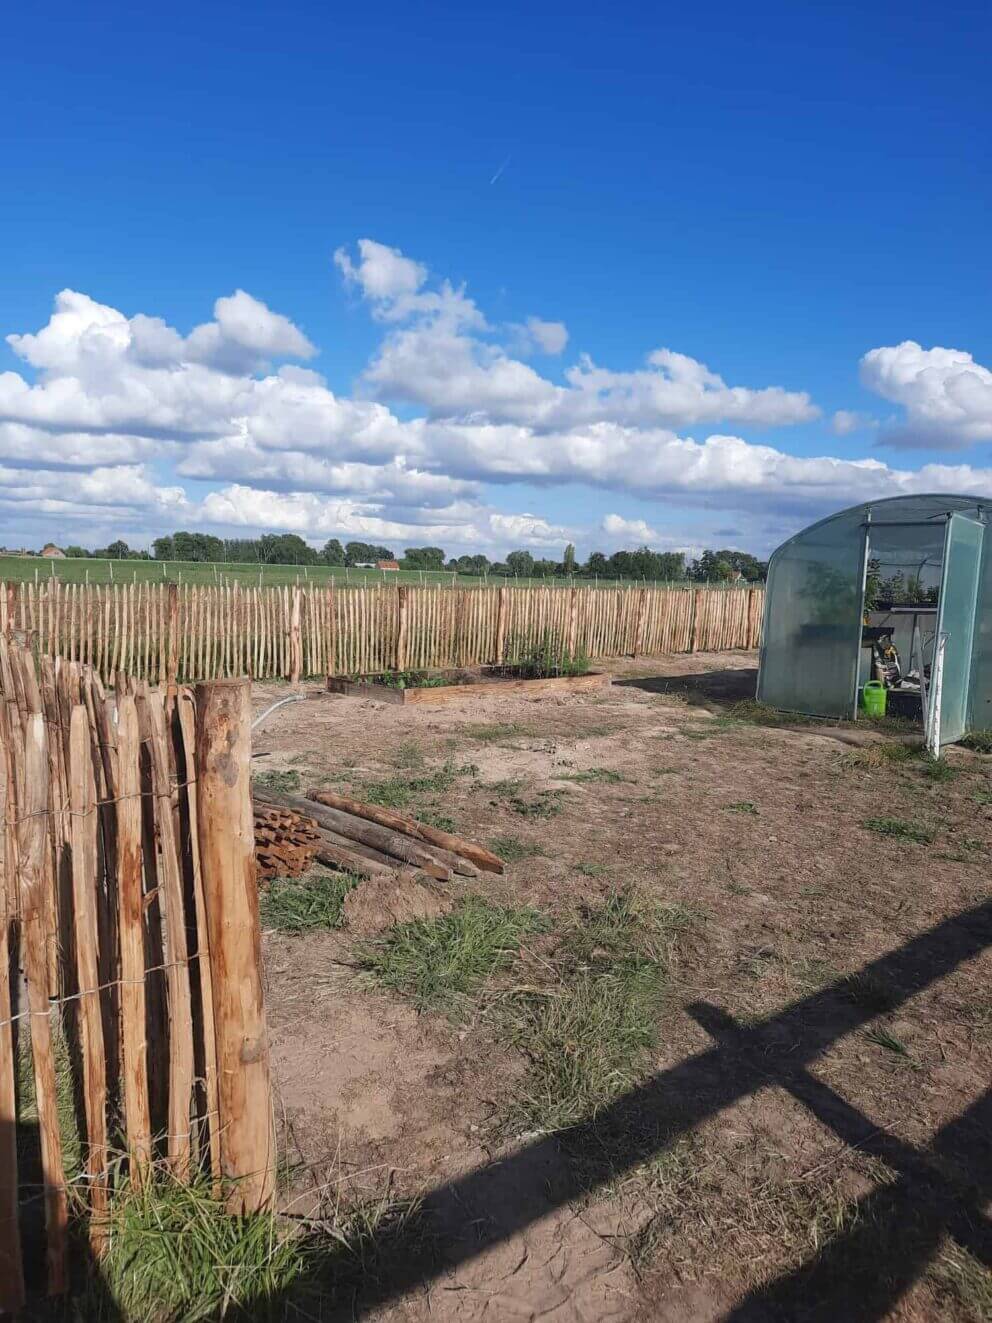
860, 340, 992, 448
3, 245, 992, 558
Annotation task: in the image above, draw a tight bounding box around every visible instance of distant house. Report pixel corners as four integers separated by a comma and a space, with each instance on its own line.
352, 561, 375, 569
377, 560, 401, 572
41, 544, 66, 559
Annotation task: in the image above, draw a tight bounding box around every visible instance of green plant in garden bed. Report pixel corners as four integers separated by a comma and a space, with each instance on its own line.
357, 897, 547, 1019
359, 670, 452, 689
260, 870, 361, 932
500, 630, 591, 680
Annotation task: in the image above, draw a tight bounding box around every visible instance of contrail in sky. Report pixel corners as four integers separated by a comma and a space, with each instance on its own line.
489, 155, 511, 185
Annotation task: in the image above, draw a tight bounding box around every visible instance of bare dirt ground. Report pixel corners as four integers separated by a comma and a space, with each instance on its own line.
252, 651, 992, 1323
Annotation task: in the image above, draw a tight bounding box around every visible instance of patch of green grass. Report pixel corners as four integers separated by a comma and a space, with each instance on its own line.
497, 892, 698, 1133
360, 760, 476, 811
842, 741, 920, 770
419, 809, 457, 832
864, 1025, 911, 1057
575, 861, 609, 877
490, 835, 546, 863
973, 788, 992, 807
960, 729, 992, 754
260, 870, 361, 932
390, 739, 426, 770
357, 897, 547, 1018
790, 955, 838, 989
558, 767, 626, 784
461, 722, 531, 743
68, 1171, 433, 1321
726, 800, 758, 815
18, 1027, 81, 1182
486, 777, 525, 799
863, 816, 935, 844
919, 757, 959, 783
252, 768, 302, 794
502, 964, 663, 1133
507, 789, 567, 818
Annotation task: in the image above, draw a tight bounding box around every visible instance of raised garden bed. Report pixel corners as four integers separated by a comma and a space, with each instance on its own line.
326, 665, 612, 705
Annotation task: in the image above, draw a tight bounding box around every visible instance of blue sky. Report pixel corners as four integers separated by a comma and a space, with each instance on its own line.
2, 0, 991, 558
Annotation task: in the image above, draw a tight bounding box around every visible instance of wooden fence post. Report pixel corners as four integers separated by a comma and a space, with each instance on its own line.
325, 586, 336, 677
17, 713, 68, 1294
115, 696, 151, 1181
289, 587, 301, 683
167, 582, 180, 694
68, 706, 108, 1246
567, 587, 579, 659
633, 587, 648, 656
495, 586, 509, 665
0, 705, 24, 1313
395, 586, 409, 672
194, 680, 274, 1211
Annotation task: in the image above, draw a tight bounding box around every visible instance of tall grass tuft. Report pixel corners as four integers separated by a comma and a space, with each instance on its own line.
260, 870, 361, 932
57, 1171, 433, 1321
357, 897, 547, 1018
498, 890, 700, 1134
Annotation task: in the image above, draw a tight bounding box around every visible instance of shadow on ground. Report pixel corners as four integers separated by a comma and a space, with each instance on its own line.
15, 877, 988, 1319
232, 895, 992, 1321
615, 664, 758, 707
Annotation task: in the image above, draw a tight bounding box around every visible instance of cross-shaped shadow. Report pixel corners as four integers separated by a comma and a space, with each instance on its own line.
67, 894, 992, 1319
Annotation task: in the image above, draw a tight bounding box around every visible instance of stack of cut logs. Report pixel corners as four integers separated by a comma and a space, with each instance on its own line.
253, 803, 321, 885
253, 785, 503, 882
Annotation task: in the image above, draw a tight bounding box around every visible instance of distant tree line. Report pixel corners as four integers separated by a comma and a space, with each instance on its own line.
56, 532, 767, 582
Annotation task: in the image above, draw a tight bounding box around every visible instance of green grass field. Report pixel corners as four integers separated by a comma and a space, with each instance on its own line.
0, 555, 717, 591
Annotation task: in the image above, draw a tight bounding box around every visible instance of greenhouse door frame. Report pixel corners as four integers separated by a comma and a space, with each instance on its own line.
925, 513, 984, 754
859, 512, 984, 748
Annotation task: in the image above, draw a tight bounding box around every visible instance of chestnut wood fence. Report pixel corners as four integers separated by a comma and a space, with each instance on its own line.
1, 581, 764, 686
0, 641, 273, 1313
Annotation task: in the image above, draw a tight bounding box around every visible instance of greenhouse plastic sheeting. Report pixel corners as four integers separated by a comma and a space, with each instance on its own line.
757, 505, 866, 718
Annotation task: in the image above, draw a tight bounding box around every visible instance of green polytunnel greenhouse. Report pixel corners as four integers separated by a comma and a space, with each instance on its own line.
756, 494, 992, 750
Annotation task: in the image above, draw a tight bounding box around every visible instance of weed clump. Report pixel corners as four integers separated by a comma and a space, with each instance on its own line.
842, 742, 920, 770
498, 891, 700, 1133
357, 897, 546, 1019
960, 729, 992, 754
862, 816, 935, 844
490, 835, 546, 863
260, 870, 361, 932
70, 1172, 432, 1320
253, 769, 302, 794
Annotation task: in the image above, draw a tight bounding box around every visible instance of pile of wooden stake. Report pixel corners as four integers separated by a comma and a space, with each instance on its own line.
253, 785, 503, 882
